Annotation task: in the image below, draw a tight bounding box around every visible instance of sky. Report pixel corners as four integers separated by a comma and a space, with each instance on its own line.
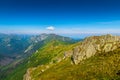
0, 0, 120, 38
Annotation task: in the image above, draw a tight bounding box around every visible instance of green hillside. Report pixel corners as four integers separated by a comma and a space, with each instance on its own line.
31, 48, 120, 80
1, 39, 78, 80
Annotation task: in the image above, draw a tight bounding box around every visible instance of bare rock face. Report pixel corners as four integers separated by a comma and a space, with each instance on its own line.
72, 34, 120, 64
23, 68, 32, 80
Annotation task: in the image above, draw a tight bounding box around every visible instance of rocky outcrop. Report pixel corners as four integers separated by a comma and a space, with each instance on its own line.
23, 64, 52, 80
71, 34, 120, 64
23, 68, 33, 80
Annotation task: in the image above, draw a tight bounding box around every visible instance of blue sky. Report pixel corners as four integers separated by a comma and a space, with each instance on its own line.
0, 0, 120, 38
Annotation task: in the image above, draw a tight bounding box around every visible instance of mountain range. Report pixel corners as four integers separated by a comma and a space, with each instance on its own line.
0, 33, 75, 67
0, 34, 120, 80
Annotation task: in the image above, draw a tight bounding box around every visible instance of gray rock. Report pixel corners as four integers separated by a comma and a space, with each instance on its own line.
71, 34, 120, 64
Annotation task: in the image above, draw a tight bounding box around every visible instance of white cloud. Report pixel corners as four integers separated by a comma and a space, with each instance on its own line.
46, 26, 55, 31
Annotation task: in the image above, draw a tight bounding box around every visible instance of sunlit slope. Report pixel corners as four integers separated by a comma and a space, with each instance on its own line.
2, 39, 78, 80
28, 48, 120, 80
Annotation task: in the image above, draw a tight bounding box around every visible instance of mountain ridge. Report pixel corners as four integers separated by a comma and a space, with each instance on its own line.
0, 33, 76, 66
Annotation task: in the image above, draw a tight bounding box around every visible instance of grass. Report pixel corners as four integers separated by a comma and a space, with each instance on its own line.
29, 48, 120, 80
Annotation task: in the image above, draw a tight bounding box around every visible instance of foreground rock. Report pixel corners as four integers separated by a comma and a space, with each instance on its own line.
72, 34, 120, 64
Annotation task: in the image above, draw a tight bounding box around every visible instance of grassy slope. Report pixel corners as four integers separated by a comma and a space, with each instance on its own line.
31, 48, 120, 80
2, 39, 120, 80
1, 40, 78, 80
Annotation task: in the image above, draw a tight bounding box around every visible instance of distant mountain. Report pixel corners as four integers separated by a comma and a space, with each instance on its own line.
0, 34, 32, 66
24, 33, 76, 54
0, 33, 76, 67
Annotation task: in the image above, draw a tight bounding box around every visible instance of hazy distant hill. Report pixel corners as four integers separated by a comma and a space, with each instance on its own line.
0, 33, 76, 67
0, 34, 31, 66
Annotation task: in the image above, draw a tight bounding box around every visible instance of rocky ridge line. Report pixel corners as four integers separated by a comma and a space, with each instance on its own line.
71, 34, 120, 64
